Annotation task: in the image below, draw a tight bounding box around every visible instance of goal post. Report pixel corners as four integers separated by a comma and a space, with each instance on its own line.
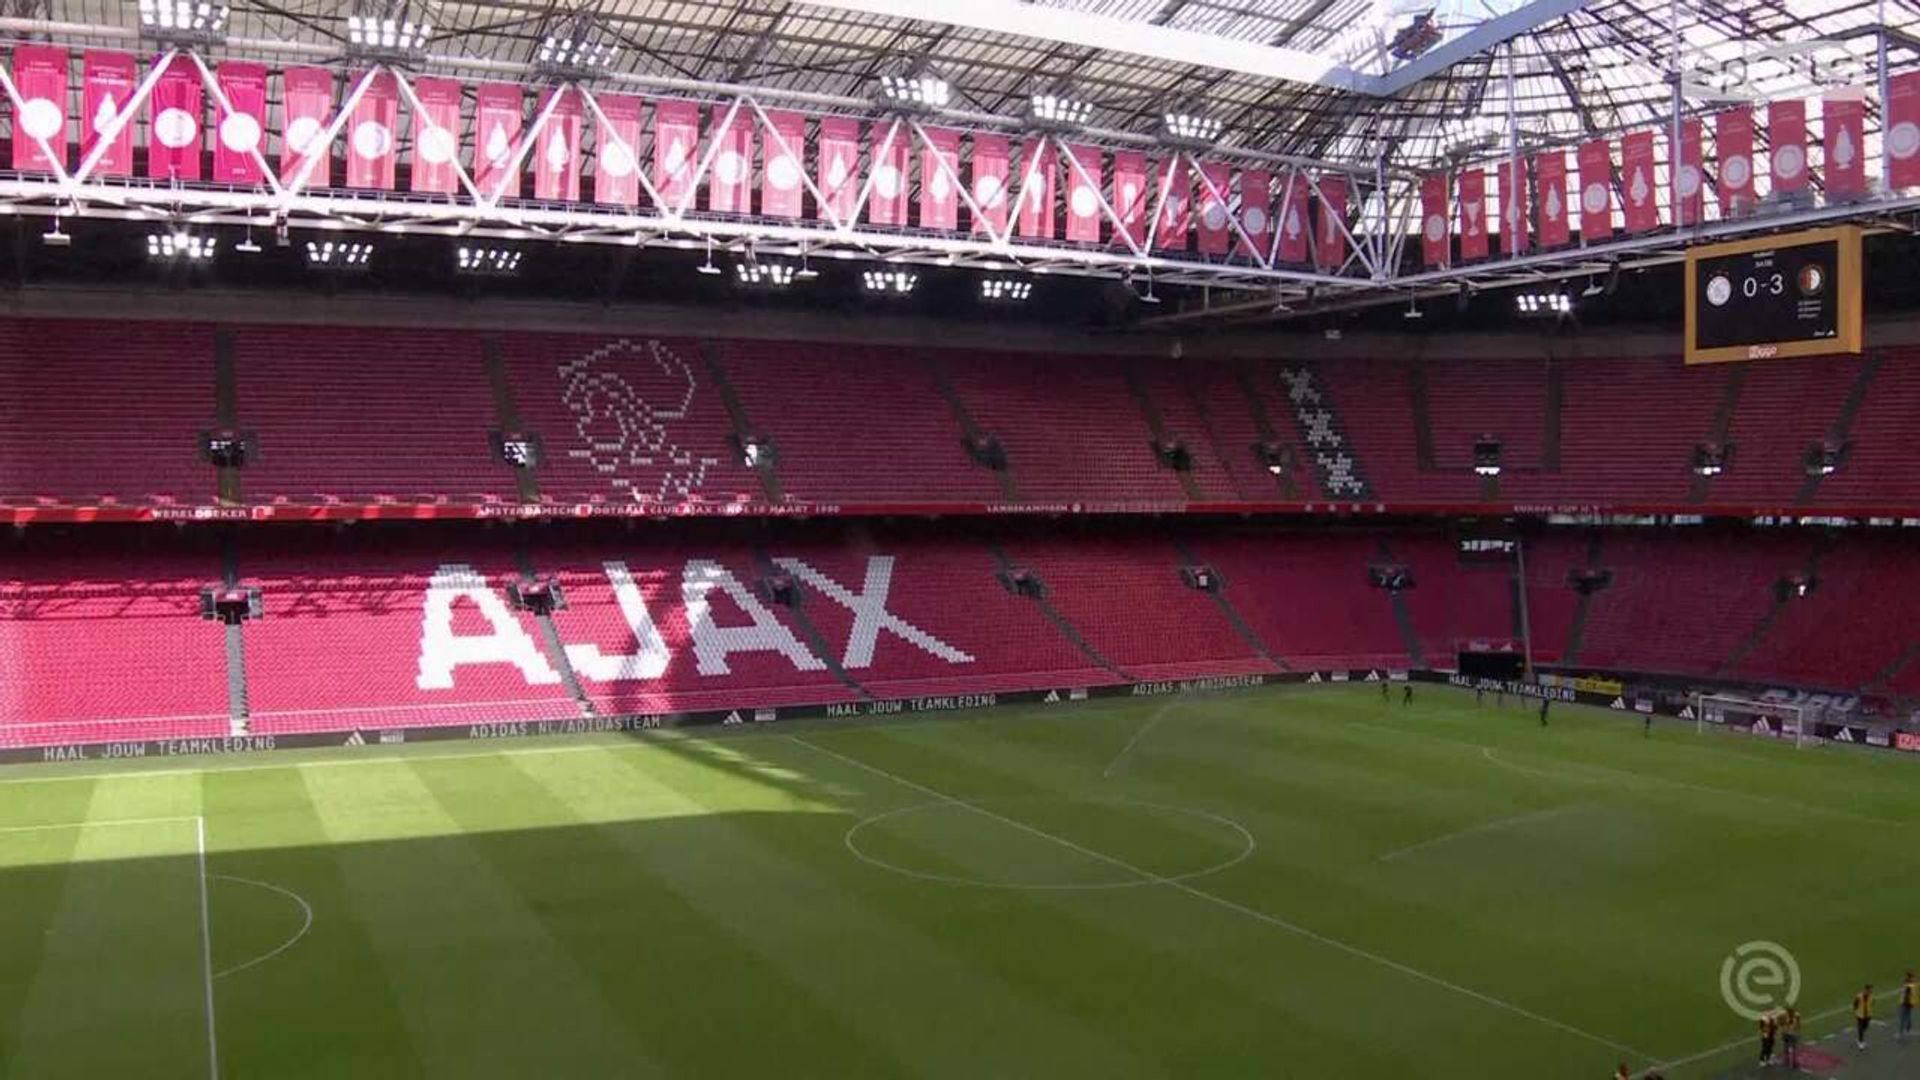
1690, 693, 1814, 747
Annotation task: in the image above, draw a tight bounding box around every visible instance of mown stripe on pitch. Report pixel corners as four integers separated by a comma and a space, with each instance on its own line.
413, 749, 900, 1078
0, 778, 98, 1073
1, 785, 206, 1079
517, 741, 1173, 1078
197, 765, 424, 1079
300, 760, 664, 1079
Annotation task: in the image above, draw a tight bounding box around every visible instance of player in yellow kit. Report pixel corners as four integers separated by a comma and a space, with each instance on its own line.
1854, 983, 1873, 1049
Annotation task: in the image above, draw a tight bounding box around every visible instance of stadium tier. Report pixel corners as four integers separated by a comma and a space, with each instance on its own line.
8, 520, 1917, 751
11, 315, 1920, 518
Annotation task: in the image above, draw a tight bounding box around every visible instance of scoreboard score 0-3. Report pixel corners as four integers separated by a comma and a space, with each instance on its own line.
1684, 225, 1863, 364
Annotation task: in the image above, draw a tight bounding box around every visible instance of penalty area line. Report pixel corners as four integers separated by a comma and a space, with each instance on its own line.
787, 733, 1653, 1063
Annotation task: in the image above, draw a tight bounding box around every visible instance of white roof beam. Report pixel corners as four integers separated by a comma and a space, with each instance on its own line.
790, 0, 1378, 92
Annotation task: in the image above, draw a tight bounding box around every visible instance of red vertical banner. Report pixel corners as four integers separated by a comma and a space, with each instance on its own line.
1419, 172, 1450, 268
1195, 161, 1232, 254
472, 83, 523, 200
1577, 138, 1613, 243
1496, 158, 1528, 255
919, 126, 961, 231
81, 51, 137, 177
11, 46, 68, 173
592, 92, 643, 207
533, 87, 583, 202
210, 61, 267, 184
1016, 138, 1056, 240
345, 70, 399, 190
280, 66, 335, 186
1237, 168, 1271, 260
1822, 94, 1867, 199
867, 119, 909, 226
1714, 106, 1755, 215
1766, 99, 1809, 196
817, 116, 860, 224
1110, 149, 1147, 249
1457, 167, 1487, 260
1063, 142, 1103, 244
1620, 130, 1659, 232
1312, 174, 1347, 269
969, 132, 1010, 236
146, 54, 202, 181
1154, 156, 1189, 251
706, 103, 751, 215
1888, 70, 1920, 188
1275, 174, 1309, 263
758, 108, 804, 219
1672, 117, 1704, 225
409, 76, 463, 195
652, 98, 700, 211
1534, 152, 1569, 248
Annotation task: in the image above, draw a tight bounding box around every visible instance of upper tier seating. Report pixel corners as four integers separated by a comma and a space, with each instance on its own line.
6, 314, 1914, 515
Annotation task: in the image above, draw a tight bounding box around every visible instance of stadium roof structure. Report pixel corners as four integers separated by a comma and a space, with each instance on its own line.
6, 0, 1920, 320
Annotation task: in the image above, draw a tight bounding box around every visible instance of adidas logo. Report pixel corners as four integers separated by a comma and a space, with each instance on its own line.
1679, 705, 1696, 720
723, 710, 743, 726
1364, 670, 1381, 682
1306, 672, 1323, 683
1834, 727, 1854, 743
1610, 697, 1626, 710
343, 731, 366, 747
1044, 690, 1060, 703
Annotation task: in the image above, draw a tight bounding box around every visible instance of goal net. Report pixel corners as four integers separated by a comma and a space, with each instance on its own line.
1690, 694, 1814, 747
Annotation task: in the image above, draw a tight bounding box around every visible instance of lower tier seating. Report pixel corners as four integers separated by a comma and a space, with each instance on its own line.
5, 522, 1920, 749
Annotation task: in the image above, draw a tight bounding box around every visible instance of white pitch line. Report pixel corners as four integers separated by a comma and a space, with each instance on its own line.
210, 876, 315, 980
196, 815, 220, 1080
787, 733, 1653, 1063
1479, 748, 1904, 828
1102, 704, 1172, 777
1375, 803, 1591, 862
0, 814, 205, 835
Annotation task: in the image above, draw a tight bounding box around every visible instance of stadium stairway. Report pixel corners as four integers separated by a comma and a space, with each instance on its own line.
482, 337, 542, 505
699, 343, 784, 503
1122, 362, 1206, 500
986, 542, 1132, 681
1687, 363, 1748, 505
927, 352, 1021, 503
1795, 351, 1882, 505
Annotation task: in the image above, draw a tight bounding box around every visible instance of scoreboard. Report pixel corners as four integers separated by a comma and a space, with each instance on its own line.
1684, 225, 1863, 364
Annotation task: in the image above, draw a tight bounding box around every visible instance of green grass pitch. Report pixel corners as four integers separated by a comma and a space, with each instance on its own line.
0, 684, 1915, 1079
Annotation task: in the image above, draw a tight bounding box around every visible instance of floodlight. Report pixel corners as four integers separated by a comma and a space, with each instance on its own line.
1028, 92, 1094, 130
306, 239, 373, 268
735, 261, 798, 287
138, 0, 230, 37
348, 14, 430, 50
980, 277, 1033, 303
1514, 291, 1571, 317
456, 245, 522, 276
1158, 111, 1224, 149
877, 71, 951, 112
148, 230, 216, 261
862, 269, 918, 295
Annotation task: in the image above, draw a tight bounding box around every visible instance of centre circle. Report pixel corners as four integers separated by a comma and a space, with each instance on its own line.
844, 797, 1255, 890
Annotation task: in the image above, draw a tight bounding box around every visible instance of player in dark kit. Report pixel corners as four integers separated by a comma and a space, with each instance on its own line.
1757, 1010, 1777, 1066
1402, 683, 1413, 706
1900, 971, 1915, 1039
1780, 1005, 1801, 1067
1539, 697, 1550, 727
